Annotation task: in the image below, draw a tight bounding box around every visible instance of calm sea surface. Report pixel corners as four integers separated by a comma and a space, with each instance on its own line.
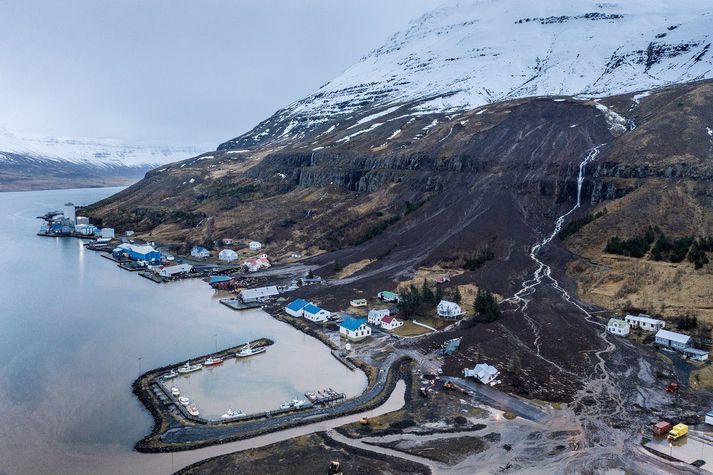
0, 187, 367, 474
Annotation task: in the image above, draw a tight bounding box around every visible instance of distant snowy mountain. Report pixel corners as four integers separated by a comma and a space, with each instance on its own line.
0, 128, 206, 169
0, 128, 208, 191
220, 0, 712, 149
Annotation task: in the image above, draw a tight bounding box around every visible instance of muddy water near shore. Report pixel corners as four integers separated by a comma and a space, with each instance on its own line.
0, 187, 366, 475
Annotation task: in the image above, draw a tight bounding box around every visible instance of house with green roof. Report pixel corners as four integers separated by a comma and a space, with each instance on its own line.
607, 317, 630, 337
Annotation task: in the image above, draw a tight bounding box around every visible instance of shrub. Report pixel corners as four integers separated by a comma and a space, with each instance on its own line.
475, 288, 500, 322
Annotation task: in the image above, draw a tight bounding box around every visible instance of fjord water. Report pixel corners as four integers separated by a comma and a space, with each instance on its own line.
0, 187, 366, 474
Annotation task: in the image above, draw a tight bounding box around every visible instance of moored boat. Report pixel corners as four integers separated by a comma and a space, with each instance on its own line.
187, 403, 200, 417
161, 370, 178, 380
179, 396, 190, 406
204, 357, 224, 367
235, 342, 267, 358
177, 361, 203, 374
221, 409, 246, 419
171, 386, 180, 397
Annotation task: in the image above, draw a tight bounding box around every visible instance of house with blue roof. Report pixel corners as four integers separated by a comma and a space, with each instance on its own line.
339, 317, 371, 341
303, 303, 331, 322
285, 299, 310, 317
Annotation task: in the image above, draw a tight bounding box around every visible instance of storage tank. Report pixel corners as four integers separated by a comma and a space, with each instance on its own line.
63, 203, 76, 223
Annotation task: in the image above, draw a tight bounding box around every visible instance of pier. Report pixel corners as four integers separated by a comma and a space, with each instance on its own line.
219, 297, 263, 311
330, 349, 357, 371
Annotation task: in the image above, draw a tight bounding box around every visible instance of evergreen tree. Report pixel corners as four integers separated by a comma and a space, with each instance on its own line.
333, 259, 342, 271
474, 288, 501, 322
435, 284, 444, 303
453, 286, 462, 304
421, 280, 434, 304
307, 269, 315, 279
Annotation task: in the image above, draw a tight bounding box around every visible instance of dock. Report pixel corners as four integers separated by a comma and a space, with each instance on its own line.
304, 388, 346, 405
330, 349, 357, 371
139, 271, 167, 284
220, 298, 263, 311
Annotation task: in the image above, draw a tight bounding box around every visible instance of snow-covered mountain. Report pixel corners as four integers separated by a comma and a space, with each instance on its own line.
0, 128, 206, 169
0, 128, 208, 191
220, 0, 712, 149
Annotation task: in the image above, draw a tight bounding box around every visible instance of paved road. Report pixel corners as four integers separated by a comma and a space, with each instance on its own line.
444, 376, 548, 422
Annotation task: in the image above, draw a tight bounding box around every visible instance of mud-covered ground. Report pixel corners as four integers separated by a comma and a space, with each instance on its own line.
176, 431, 429, 475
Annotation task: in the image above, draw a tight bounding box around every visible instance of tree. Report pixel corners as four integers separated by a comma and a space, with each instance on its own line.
475, 288, 501, 322
333, 259, 342, 271
453, 286, 462, 305
435, 284, 444, 304
421, 280, 434, 304
306, 269, 315, 279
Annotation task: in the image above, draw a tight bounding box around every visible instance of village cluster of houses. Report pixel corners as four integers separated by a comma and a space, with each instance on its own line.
191, 245, 271, 273
284, 293, 407, 342
607, 314, 709, 361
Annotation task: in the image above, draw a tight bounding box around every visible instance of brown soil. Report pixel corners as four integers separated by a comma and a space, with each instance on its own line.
176, 432, 430, 475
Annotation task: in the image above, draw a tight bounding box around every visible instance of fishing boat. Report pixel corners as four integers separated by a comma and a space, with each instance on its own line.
187, 404, 200, 417
221, 409, 246, 419
161, 370, 178, 381
279, 399, 306, 410
235, 342, 267, 358
171, 386, 180, 397
179, 396, 190, 406
204, 356, 224, 367
177, 361, 203, 374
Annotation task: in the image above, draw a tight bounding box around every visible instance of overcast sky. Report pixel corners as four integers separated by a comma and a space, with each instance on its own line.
0, 0, 441, 146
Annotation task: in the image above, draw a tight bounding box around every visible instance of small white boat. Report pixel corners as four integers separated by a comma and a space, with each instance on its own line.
187, 403, 200, 417
177, 361, 203, 374
236, 342, 267, 358
179, 396, 190, 406
279, 401, 292, 410
170, 386, 180, 397
161, 370, 178, 380
204, 357, 224, 367
292, 399, 306, 408
221, 409, 246, 419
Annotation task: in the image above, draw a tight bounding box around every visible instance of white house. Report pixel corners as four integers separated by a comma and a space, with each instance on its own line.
350, 299, 368, 308
464, 363, 499, 385
303, 303, 331, 322
706, 409, 713, 426
380, 316, 403, 330
607, 318, 630, 337
191, 246, 210, 258
159, 263, 193, 277
100, 228, 115, 239
244, 255, 270, 272
285, 299, 309, 317
240, 285, 279, 303
249, 241, 262, 250
340, 317, 371, 341
368, 309, 390, 326
625, 314, 665, 332
682, 347, 709, 361
218, 249, 238, 262
437, 300, 465, 319
655, 329, 692, 350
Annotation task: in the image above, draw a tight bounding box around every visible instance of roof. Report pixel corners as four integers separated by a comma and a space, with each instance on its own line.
438, 300, 460, 308
192, 245, 209, 252
379, 291, 398, 298
210, 275, 233, 283
241, 285, 279, 299
608, 318, 627, 327
625, 314, 663, 325
286, 299, 309, 311
682, 347, 708, 356
119, 243, 159, 255
341, 317, 367, 331
655, 329, 692, 344
381, 316, 394, 324
303, 303, 323, 314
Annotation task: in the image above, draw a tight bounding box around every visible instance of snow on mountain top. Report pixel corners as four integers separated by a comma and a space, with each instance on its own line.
223, 0, 712, 148
0, 128, 208, 168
